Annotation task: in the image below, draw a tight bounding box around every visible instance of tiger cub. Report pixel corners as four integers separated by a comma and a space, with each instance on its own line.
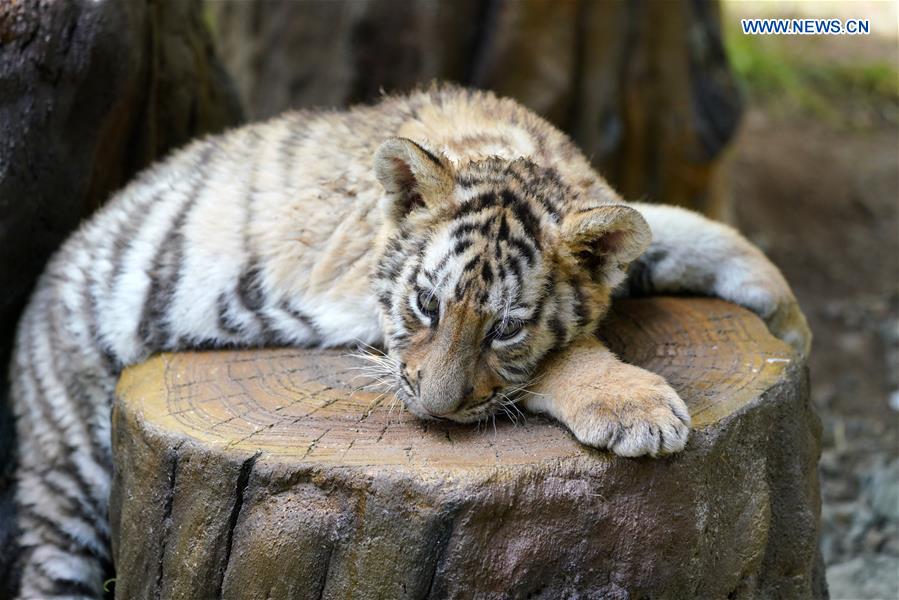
8, 84, 809, 598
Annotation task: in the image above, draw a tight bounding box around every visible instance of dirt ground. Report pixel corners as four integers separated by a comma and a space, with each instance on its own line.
732, 107, 898, 597
721, 4, 898, 594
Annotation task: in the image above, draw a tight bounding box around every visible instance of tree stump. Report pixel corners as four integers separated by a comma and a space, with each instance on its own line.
110, 297, 826, 599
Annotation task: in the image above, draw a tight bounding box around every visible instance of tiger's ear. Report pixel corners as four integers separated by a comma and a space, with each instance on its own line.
374, 137, 454, 223
561, 204, 651, 285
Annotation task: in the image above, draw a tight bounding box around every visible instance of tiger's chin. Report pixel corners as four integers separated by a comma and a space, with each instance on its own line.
396, 388, 500, 424
442, 405, 497, 424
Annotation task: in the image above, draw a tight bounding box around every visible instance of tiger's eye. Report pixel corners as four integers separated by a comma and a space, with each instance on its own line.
491, 318, 524, 342
417, 290, 439, 318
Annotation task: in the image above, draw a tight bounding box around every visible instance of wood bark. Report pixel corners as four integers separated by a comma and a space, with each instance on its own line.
208, 0, 742, 219
111, 297, 826, 599
0, 0, 242, 360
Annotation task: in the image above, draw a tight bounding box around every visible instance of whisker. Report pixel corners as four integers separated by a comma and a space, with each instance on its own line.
510, 385, 546, 397
386, 390, 406, 426
499, 404, 519, 427
350, 338, 390, 357
345, 347, 401, 372
494, 388, 528, 424
359, 391, 389, 419
348, 376, 394, 397
349, 372, 391, 384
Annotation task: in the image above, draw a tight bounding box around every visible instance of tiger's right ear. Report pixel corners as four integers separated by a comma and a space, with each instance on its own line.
374, 137, 454, 223
560, 204, 652, 288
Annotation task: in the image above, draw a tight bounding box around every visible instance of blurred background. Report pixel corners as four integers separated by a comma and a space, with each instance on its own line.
717, 4, 897, 597
0, 0, 896, 597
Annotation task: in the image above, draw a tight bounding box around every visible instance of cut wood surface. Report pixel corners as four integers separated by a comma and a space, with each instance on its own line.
111, 297, 827, 599
118, 297, 789, 464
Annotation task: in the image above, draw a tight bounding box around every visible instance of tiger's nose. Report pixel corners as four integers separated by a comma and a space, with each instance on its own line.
429, 386, 476, 418
418, 370, 473, 417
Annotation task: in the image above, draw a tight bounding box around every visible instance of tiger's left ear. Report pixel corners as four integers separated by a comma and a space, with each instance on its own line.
374, 137, 454, 223
561, 204, 651, 286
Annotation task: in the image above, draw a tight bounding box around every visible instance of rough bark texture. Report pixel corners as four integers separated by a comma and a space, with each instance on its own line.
111, 297, 827, 599
0, 0, 243, 590
208, 0, 742, 219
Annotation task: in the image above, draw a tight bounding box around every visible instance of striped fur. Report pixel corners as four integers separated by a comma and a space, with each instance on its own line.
8, 84, 808, 597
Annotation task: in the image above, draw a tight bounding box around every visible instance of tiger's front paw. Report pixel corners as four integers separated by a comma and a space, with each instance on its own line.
565, 376, 691, 457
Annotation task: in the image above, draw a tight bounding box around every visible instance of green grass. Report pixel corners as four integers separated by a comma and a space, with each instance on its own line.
724, 20, 899, 126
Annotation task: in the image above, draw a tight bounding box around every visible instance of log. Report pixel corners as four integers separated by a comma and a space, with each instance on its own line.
110, 297, 826, 599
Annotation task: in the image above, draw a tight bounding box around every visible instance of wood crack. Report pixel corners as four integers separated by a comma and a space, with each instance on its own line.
314, 543, 335, 600
154, 440, 184, 600
422, 514, 456, 600
214, 452, 259, 598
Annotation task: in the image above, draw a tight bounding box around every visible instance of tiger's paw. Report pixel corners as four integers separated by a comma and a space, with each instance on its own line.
725, 282, 812, 359
765, 298, 812, 359
564, 376, 691, 457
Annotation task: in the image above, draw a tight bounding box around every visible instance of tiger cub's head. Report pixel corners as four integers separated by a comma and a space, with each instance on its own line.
371, 137, 650, 423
